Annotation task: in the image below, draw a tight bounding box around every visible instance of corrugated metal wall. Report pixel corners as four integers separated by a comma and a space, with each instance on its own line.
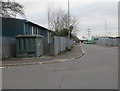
2, 18, 25, 58
2, 18, 25, 37
0, 36, 2, 58
2, 18, 74, 58
2, 37, 16, 57
2, 18, 50, 57
0, 18, 2, 58
49, 36, 74, 56
92, 37, 120, 46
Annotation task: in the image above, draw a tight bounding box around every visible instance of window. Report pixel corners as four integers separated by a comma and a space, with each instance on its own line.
25, 23, 28, 34
32, 26, 38, 35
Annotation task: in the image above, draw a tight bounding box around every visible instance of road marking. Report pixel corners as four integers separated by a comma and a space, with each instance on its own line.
0, 67, 5, 69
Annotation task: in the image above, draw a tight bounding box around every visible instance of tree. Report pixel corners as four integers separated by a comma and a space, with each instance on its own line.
0, 0, 25, 18
48, 8, 66, 32
51, 28, 69, 37
48, 8, 79, 36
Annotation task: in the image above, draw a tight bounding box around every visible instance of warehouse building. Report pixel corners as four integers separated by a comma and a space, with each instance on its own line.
2, 17, 51, 57
92, 35, 120, 46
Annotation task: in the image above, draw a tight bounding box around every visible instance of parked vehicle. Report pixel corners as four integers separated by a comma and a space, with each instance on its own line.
84, 41, 93, 44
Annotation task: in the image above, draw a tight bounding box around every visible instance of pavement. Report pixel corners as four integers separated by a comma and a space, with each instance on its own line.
2, 44, 84, 67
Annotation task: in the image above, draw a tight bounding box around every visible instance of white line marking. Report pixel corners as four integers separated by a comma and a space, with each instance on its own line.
0, 67, 5, 69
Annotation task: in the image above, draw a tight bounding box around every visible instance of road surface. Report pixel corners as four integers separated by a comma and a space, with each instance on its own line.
2, 44, 118, 89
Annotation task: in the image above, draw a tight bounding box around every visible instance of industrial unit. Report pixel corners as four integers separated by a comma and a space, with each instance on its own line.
2, 17, 51, 57
92, 35, 120, 46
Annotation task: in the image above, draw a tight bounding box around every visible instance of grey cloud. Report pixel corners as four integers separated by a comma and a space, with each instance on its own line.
70, 2, 118, 37
70, 2, 117, 18
21, 1, 118, 37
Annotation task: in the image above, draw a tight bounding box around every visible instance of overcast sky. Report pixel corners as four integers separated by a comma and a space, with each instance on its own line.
15, 0, 118, 39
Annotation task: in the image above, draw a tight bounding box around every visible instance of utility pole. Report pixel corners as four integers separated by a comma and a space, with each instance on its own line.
105, 18, 107, 35
68, 0, 70, 29
86, 28, 91, 38
105, 18, 108, 45
48, 7, 50, 30
68, 0, 70, 50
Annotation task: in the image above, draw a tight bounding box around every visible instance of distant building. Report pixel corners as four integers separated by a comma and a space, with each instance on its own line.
1, 17, 51, 57
80, 36, 92, 43
92, 34, 120, 46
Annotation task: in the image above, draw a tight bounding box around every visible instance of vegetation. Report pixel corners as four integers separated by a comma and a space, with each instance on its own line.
51, 28, 69, 37
0, 0, 25, 18
48, 8, 79, 36
2, 57, 10, 60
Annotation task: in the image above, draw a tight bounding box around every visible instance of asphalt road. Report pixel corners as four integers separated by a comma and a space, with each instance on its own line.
2, 44, 118, 89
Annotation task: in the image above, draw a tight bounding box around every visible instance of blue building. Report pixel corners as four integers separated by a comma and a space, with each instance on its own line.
2, 17, 51, 57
